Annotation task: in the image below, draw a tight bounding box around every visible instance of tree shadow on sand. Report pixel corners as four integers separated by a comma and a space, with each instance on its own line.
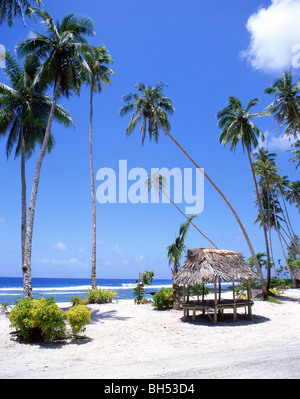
180, 312, 270, 327
90, 309, 132, 324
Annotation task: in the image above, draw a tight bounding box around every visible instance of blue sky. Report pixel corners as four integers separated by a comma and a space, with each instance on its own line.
0, 0, 299, 279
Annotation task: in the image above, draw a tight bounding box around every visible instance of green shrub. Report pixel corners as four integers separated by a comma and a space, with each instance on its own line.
69, 295, 85, 307
85, 288, 117, 304
269, 277, 293, 289
153, 288, 173, 310
190, 284, 210, 299
65, 305, 92, 336
9, 298, 66, 342
133, 270, 154, 304
9, 298, 92, 343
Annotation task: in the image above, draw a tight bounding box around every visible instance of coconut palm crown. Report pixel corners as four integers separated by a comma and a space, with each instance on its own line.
0, 0, 43, 26
120, 82, 175, 145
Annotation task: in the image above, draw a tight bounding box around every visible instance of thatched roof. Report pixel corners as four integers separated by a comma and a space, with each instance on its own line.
294, 270, 300, 282
175, 248, 260, 285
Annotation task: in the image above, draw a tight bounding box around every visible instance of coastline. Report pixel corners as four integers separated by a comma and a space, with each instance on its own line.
0, 288, 299, 379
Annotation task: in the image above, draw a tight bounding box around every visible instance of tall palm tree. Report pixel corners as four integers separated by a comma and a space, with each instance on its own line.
16, 9, 95, 298
286, 181, 300, 210
254, 186, 284, 277
167, 216, 195, 310
217, 97, 272, 289
120, 83, 268, 298
82, 45, 115, 290
0, 52, 73, 291
254, 149, 294, 280
265, 70, 300, 137
0, 0, 43, 26
147, 172, 218, 249
289, 140, 300, 170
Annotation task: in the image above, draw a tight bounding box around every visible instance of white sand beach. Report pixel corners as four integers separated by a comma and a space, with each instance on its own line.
0, 289, 300, 379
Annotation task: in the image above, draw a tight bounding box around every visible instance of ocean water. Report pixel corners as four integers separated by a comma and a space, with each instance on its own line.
0, 277, 173, 305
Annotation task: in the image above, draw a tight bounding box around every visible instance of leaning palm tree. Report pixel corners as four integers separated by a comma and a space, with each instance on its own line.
167, 216, 195, 310
217, 97, 272, 288
0, 0, 43, 26
265, 70, 300, 137
289, 140, 300, 170
147, 172, 218, 249
120, 83, 268, 298
16, 9, 95, 298
82, 45, 115, 290
0, 51, 73, 291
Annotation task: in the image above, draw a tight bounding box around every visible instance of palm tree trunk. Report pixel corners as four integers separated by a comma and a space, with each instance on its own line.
270, 189, 294, 280
89, 87, 97, 290
161, 189, 218, 249
280, 192, 296, 238
172, 261, 181, 310
246, 148, 272, 289
21, 128, 27, 271
158, 122, 268, 298
265, 183, 276, 276
22, 75, 62, 299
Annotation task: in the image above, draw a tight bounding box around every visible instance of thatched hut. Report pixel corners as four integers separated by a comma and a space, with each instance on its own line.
294, 270, 300, 288
175, 248, 260, 324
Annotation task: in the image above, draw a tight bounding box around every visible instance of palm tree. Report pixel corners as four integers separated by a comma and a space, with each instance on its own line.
147, 172, 218, 249
167, 216, 195, 310
289, 140, 300, 169
286, 181, 300, 210
0, 52, 73, 291
0, 0, 43, 26
82, 45, 115, 290
265, 70, 300, 137
120, 83, 268, 298
254, 186, 284, 277
217, 97, 272, 289
253, 149, 294, 280
16, 9, 95, 298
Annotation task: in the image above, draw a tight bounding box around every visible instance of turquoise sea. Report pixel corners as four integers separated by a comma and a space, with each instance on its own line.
0, 277, 173, 305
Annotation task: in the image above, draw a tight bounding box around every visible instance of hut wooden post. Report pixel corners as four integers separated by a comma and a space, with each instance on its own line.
202, 284, 205, 316
233, 280, 237, 322
218, 277, 223, 318
247, 279, 252, 320
214, 278, 218, 324
183, 285, 187, 321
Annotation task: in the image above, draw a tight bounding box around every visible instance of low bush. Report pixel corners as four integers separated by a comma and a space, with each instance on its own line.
9, 297, 66, 342
65, 305, 92, 336
85, 288, 117, 304
9, 297, 92, 343
69, 295, 85, 307
153, 288, 173, 310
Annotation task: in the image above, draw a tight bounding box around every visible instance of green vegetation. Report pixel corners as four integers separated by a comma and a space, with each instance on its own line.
9, 297, 91, 342
153, 288, 173, 310
85, 289, 117, 304
133, 271, 154, 304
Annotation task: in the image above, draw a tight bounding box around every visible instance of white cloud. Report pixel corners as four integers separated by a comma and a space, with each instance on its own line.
258, 129, 297, 151
112, 243, 123, 256
53, 240, 67, 252
0, 217, 4, 224
242, 0, 300, 72
135, 255, 145, 263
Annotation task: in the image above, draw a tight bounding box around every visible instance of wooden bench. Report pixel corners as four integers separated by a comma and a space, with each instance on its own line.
182, 299, 254, 324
